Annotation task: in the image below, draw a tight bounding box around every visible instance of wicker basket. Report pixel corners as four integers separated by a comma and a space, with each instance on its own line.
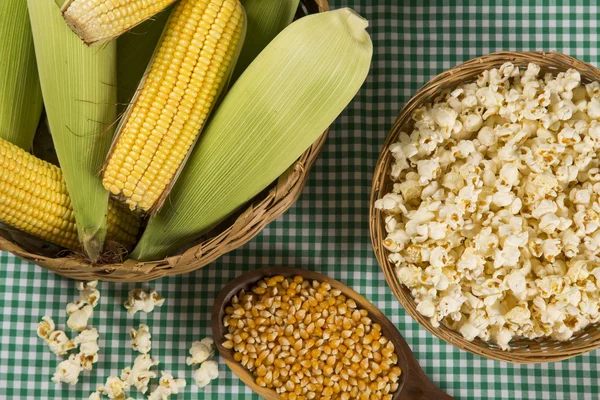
0, 0, 330, 282
370, 51, 600, 363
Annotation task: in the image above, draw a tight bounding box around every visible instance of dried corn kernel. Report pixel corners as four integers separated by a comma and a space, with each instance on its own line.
223, 276, 401, 399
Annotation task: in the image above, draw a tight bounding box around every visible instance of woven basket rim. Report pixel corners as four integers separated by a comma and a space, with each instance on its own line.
369, 51, 600, 364
0, 0, 331, 283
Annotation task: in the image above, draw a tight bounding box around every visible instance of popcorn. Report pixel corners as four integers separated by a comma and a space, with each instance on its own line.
192, 360, 219, 388
73, 328, 100, 370
130, 323, 152, 354
66, 301, 93, 332
121, 354, 159, 394
37, 316, 56, 340
89, 393, 101, 400
376, 62, 600, 349
147, 371, 186, 400
124, 289, 165, 315
78, 280, 100, 307
99, 376, 130, 400
52, 354, 82, 385
47, 330, 76, 356
187, 337, 215, 366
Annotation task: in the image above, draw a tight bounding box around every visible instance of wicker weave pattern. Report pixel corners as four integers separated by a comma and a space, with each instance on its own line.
0, 0, 330, 282
370, 51, 600, 364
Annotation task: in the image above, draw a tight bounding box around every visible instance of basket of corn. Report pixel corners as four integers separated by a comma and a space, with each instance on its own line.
0, 0, 373, 281
371, 51, 600, 363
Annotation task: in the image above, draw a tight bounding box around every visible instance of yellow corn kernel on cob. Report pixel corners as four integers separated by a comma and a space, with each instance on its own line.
61, 0, 178, 45
130, 8, 373, 261
103, 0, 246, 213
0, 138, 140, 251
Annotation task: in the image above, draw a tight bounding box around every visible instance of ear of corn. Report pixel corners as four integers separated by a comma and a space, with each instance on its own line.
0, 0, 43, 150
0, 138, 139, 251
103, 0, 246, 213
28, 0, 118, 261
231, 0, 299, 83
117, 6, 173, 116
130, 8, 373, 261
61, 0, 178, 45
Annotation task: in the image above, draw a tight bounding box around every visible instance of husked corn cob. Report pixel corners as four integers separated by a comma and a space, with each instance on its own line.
62, 0, 178, 45
0, 138, 140, 251
117, 6, 173, 115
103, 0, 246, 213
130, 9, 372, 261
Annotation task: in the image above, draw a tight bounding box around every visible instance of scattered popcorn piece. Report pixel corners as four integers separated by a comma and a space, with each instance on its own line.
78, 280, 101, 307
47, 330, 76, 356
73, 328, 100, 370
121, 354, 159, 394
147, 371, 186, 400
89, 392, 101, 400
124, 289, 165, 315
66, 301, 93, 332
130, 323, 152, 354
51, 354, 82, 385
37, 316, 55, 340
99, 376, 131, 400
192, 360, 219, 388
376, 62, 600, 349
186, 337, 215, 366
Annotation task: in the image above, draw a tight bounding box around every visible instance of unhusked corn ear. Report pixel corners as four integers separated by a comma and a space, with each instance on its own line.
231, 0, 299, 83
61, 0, 178, 45
0, 0, 43, 150
130, 8, 372, 261
0, 138, 140, 251
28, 0, 118, 261
103, 0, 246, 213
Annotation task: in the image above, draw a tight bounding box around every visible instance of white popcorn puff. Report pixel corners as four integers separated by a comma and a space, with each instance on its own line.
37, 316, 55, 340
187, 337, 215, 366
377, 62, 600, 349
47, 330, 76, 356
78, 280, 100, 307
99, 376, 131, 400
124, 288, 165, 315
52, 354, 82, 385
66, 301, 93, 332
193, 360, 220, 388
89, 392, 101, 400
130, 324, 152, 354
73, 328, 100, 370
416, 299, 436, 318
121, 354, 159, 394
147, 371, 186, 400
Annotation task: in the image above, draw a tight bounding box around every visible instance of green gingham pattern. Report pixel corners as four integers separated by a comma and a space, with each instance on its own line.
1, 1, 600, 399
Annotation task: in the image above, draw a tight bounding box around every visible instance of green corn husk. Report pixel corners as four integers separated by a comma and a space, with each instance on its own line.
231, 0, 300, 82
28, 0, 118, 261
117, 6, 172, 115
131, 8, 373, 261
0, 0, 43, 150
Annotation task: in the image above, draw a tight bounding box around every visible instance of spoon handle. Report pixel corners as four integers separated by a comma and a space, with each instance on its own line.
400, 351, 454, 400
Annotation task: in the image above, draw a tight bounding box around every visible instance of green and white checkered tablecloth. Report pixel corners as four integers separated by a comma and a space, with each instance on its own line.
2, 1, 600, 399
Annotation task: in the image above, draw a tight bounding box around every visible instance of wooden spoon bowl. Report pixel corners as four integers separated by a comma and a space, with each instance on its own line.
212, 266, 453, 400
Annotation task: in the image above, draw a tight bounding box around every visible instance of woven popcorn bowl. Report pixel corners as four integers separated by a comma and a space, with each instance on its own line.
0, 0, 330, 283
370, 51, 600, 364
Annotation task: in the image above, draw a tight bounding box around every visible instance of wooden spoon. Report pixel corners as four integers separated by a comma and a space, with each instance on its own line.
212, 267, 453, 400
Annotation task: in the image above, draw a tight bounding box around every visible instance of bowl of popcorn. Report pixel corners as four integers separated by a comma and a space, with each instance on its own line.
370, 51, 600, 363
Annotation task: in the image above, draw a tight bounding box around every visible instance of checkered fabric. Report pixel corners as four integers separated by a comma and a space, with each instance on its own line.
1, 1, 600, 399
